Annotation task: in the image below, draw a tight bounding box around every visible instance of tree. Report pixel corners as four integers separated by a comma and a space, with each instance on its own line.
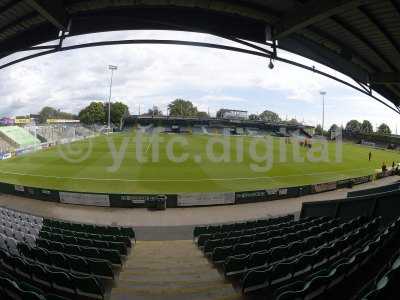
109, 102, 130, 127
259, 110, 281, 123
377, 123, 391, 135
328, 124, 339, 133
78, 102, 106, 125
168, 99, 198, 117
361, 120, 373, 134
345, 120, 361, 133
249, 114, 259, 121
38, 106, 75, 123
315, 124, 323, 135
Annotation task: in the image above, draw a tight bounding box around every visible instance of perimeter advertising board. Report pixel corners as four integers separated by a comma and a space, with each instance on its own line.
59, 191, 110, 207
352, 175, 373, 185
311, 182, 337, 194
235, 188, 294, 204
177, 192, 235, 207
109, 194, 177, 208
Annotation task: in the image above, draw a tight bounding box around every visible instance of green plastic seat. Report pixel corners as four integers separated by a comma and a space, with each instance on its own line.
50, 270, 76, 297
87, 258, 114, 279
71, 274, 105, 299
70, 255, 91, 275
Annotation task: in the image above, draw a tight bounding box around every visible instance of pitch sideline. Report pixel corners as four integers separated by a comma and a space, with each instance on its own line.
0, 167, 373, 183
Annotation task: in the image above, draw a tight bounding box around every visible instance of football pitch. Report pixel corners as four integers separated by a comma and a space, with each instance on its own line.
0, 132, 398, 194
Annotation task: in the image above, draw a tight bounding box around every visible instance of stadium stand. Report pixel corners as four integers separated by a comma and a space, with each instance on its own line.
191, 206, 400, 300
359, 233, 400, 300
347, 182, 400, 198
301, 189, 400, 225
25, 125, 96, 144
272, 217, 400, 300
0, 126, 40, 148
0, 138, 13, 154
0, 206, 135, 300
245, 128, 259, 136
191, 126, 204, 135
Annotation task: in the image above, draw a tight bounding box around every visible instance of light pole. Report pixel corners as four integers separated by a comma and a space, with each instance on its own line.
108, 65, 118, 134
320, 91, 326, 133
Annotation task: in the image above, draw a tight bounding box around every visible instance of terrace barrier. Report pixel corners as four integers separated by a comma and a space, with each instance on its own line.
300, 188, 400, 224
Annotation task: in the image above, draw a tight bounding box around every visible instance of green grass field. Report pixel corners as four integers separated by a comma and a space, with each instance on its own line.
0, 132, 397, 194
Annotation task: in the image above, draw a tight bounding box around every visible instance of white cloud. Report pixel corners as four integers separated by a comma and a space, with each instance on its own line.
198, 95, 246, 102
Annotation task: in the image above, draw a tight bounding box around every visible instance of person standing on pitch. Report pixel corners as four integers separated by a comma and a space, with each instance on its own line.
368, 151, 372, 162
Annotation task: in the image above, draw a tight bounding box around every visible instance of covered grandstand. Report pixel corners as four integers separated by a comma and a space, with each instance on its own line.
126, 116, 314, 138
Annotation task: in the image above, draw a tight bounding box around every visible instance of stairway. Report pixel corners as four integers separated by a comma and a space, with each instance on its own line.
111, 240, 241, 300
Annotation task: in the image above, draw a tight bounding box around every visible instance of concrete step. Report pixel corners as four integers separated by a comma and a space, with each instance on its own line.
111, 240, 241, 300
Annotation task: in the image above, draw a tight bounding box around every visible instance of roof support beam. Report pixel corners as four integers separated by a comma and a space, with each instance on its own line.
307, 26, 377, 73
0, 0, 22, 14
25, 0, 68, 31
370, 72, 400, 84
274, 0, 371, 39
358, 7, 400, 57
330, 16, 398, 72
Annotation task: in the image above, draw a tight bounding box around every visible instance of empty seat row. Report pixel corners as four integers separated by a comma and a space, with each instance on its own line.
224, 216, 377, 280
274, 221, 399, 300
0, 207, 43, 225
39, 231, 127, 255
36, 238, 122, 265
360, 219, 400, 300
1, 206, 133, 247
198, 216, 328, 248
212, 219, 338, 263
19, 243, 114, 280
202, 216, 334, 253
219, 223, 340, 272
1, 206, 135, 242
0, 249, 105, 300
43, 218, 135, 239
0, 272, 49, 300
0, 207, 134, 299
1, 227, 36, 246
241, 226, 370, 295
361, 257, 400, 300
41, 226, 132, 248
0, 233, 19, 255
0, 216, 41, 232
193, 214, 295, 238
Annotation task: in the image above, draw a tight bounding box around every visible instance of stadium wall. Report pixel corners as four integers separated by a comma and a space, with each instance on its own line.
0, 171, 395, 209
300, 187, 400, 224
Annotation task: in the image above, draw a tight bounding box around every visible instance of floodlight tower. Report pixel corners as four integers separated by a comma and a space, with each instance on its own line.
320, 91, 327, 133
108, 65, 118, 134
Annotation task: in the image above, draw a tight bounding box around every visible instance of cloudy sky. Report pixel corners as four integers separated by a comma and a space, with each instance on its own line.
0, 30, 399, 132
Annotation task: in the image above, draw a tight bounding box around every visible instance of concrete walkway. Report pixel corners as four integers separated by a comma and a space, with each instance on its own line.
110, 240, 240, 300
0, 176, 396, 229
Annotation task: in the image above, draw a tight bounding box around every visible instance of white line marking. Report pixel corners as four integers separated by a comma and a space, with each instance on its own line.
0, 168, 373, 183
